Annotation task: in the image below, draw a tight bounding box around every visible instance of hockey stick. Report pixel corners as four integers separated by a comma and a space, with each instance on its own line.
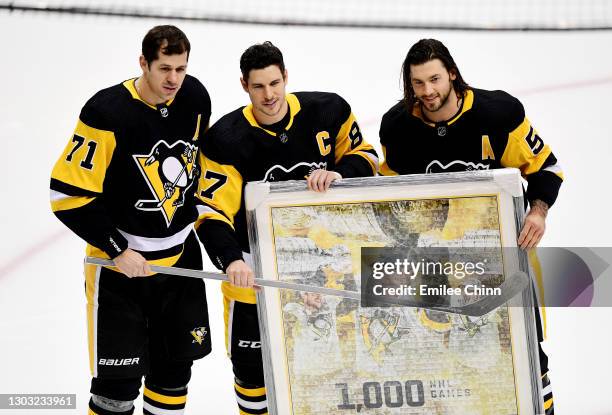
135, 160, 189, 209
85, 256, 528, 316
387, 271, 530, 316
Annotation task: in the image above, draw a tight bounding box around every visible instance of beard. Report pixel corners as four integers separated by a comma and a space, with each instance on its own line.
418, 84, 453, 112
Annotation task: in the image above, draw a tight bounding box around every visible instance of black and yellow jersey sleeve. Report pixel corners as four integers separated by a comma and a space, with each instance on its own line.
50, 105, 127, 258
335, 112, 379, 177
497, 96, 564, 207
195, 119, 246, 271
330, 95, 379, 178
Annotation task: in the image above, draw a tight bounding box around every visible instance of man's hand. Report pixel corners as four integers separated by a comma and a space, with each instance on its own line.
518, 200, 548, 250
113, 248, 152, 278
226, 259, 255, 288
306, 169, 342, 192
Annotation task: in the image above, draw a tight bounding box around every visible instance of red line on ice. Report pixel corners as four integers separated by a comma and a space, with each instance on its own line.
0, 229, 70, 279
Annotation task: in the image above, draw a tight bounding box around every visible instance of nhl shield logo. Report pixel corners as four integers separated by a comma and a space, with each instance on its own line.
160, 107, 169, 118
437, 126, 447, 137
279, 132, 289, 143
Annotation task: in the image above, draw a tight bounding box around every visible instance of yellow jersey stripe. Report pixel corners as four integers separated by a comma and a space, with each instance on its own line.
51, 119, 116, 194
195, 210, 234, 229
379, 146, 399, 176
85, 264, 100, 377
51, 195, 95, 212
222, 281, 257, 304
235, 383, 266, 398
241, 94, 302, 136
197, 153, 243, 225
122, 79, 176, 109
412, 89, 475, 126
334, 113, 377, 174
334, 114, 354, 163
143, 387, 187, 405
500, 118, 552, 176
85, 245, 182, 269
529, 250, 547, 339
544, 398, 553, 410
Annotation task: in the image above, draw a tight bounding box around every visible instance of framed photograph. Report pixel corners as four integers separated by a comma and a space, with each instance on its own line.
245, 169, 543, 415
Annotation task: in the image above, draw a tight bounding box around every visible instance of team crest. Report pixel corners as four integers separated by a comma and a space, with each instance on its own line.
190, 326, 208, 345
133, 140, 199, 226
425, 160, 490, 173
263, 161, 327, 182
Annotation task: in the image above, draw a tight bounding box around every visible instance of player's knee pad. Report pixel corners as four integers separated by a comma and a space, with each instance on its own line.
89, 394, 135, 415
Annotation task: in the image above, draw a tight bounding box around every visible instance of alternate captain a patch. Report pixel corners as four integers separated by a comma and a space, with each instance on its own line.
134, 139, 199, 226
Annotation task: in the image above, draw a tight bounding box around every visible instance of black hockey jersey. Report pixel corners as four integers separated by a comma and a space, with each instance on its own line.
379, 89, 563, 206
50, 75, 211, 265
195, 92, 378, 302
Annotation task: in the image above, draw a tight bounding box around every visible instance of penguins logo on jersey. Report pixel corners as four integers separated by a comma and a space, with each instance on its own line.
190, 326, 208, 345
425, 160, 490, 174
263, 161, 327, 182
133, 140, 199, 226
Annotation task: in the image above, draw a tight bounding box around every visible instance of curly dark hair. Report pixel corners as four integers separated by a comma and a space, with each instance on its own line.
401, 39, 469, 110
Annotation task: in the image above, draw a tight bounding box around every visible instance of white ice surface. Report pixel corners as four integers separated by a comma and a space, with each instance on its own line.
1, 11, 611, 414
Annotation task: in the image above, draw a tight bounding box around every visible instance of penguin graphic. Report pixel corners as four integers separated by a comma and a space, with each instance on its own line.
144, 141, 199, 207
263, 161, 327, 182
133, 139, 199, 226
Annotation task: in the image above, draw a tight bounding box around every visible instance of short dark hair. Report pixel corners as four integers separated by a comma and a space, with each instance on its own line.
240, 41, 286, 82
401, 39, 469, 110
142, 25, 190, 65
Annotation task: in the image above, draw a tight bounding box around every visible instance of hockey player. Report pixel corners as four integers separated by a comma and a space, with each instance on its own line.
195, 41, 379, 415
379, 38, 562, 414
50, 26, 212, 415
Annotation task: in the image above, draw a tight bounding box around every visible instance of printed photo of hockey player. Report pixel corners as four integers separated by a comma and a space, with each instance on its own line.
267, 195, 521, 414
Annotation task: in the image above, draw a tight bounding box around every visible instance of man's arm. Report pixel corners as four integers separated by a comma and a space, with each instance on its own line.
50, 108, 152, 276
307, 97, 379, 192
518, 199, 549, 249
334, 111, 379, 179
500, 111, 564, 248
195, 147, 254, 288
